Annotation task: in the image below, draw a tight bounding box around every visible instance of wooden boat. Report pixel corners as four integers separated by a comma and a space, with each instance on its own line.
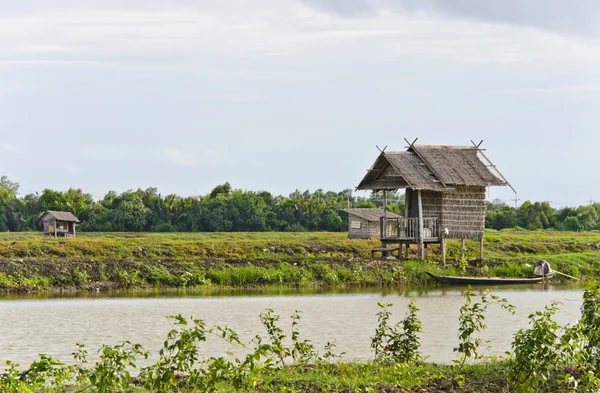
425, 271, 549, 285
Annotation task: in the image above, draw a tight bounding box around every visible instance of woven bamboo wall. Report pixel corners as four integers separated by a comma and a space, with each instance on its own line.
347, 216, 380, 239
421, 191, 443, 219
405, 189, 442, 219
441, 186, 487, 239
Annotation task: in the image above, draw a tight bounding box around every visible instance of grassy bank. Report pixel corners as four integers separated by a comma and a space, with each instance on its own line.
0, 350, 510, 393
1, 230, 600, 292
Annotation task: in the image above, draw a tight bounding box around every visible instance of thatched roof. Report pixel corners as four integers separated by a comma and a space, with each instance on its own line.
357, 144, 507, 192
42, 210, 80, 223
343, 208, 401, 221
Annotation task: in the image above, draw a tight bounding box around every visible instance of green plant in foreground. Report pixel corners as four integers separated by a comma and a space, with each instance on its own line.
0, 361, 27, 393
371, 299, 422, 364
18, 354, 73, 391
580, 283, 600, 367
454, 286, 515, 370
509, 286, 600, 393
259, 308, 289, 367
290, 310, 316, 365
509, 301, 562, 392
141, 315, 208, 391
88, 341, 148, 393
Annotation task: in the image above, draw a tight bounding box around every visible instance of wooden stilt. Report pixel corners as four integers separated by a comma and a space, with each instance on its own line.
383, 191, 388, 240
480, 237, 484, 261
417, 190, 424, 260
441, 237, 447, 267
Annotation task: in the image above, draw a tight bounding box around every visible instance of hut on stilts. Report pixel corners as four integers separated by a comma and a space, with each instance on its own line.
356, 139, 513, 264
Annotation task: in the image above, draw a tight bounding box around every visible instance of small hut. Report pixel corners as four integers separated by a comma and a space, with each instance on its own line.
41, 211, 80, 238
344, 208, 401, 239
356, 141, 512, 262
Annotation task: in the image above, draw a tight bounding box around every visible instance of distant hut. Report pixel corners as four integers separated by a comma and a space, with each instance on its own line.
41, 211, 80, 238
344, 208, 401, 239
356, 141, 513, 263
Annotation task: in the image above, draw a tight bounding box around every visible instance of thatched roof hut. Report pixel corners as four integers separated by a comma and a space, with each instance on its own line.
358, 145, 506, 191
343, 208, 401, 239
356, 142, 511, 261
41, 210, 80, 238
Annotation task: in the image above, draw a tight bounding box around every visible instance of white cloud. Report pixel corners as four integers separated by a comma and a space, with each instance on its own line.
1, 143, 21, 152
0, 2, 598, 71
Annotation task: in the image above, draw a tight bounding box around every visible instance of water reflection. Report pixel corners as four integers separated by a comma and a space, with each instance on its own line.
0, 282, 585, 301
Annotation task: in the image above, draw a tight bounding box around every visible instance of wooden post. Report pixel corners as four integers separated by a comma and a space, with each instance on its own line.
417, 190, 424, 260
480, 237, 484, 261
441, 237, 447, 267
383, 191, 388, 240
461, 238, 465, 260
74, 223, 77, 238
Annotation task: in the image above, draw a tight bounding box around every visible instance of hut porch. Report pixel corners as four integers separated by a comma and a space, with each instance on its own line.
380, 216, 441, 243
376, 216, 442, 259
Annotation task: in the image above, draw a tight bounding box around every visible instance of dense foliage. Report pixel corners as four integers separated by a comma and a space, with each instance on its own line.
486, 198, 600, 231
0, 176, 402, 232
2, 175, 600, 233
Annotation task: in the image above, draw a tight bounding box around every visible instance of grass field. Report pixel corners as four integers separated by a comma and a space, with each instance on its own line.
1, 230, 599, 291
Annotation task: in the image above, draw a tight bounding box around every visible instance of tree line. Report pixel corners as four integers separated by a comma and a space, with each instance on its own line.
0, 176, 396, 232
486, 198, 600, 231
1, 175, 598, 232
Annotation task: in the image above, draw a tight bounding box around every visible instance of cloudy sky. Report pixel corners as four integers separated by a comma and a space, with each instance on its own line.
1, 0, 599, 206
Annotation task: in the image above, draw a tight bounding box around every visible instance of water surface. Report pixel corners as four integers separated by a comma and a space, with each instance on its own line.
0, 284, 585, 366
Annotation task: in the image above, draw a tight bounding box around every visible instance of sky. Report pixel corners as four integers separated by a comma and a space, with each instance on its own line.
0, 0, 599, 207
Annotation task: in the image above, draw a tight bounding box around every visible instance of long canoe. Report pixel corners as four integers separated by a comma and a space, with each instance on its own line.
425, 271, 548, 285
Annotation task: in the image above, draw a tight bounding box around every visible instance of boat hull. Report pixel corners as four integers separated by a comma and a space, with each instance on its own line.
425, 271, 546, 285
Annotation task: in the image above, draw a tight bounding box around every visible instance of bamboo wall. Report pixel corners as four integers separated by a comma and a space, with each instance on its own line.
347, 216, 380, 239
405, 186, 487, 240
405, 189, 442, 219
441, 186, 486, 239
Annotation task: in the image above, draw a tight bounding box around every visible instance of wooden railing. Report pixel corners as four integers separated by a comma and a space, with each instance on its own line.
380, 217, 440, 241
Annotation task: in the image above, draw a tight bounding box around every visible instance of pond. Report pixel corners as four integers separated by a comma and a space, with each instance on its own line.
0, 284, 585, 367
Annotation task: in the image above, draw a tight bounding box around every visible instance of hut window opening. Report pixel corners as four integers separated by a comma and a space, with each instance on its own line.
350, 221, 361, 229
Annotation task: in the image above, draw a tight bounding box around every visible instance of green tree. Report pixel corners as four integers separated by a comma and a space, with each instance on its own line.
209, 182, 232, 199
0, 176, 19, 231
577, 206, 599, 230
83, 204, 114, 232
39, 189, 69, 212
112, 193, 151, 231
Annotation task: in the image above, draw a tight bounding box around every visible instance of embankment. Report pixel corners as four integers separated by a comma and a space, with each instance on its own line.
1, 230, 600, 292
